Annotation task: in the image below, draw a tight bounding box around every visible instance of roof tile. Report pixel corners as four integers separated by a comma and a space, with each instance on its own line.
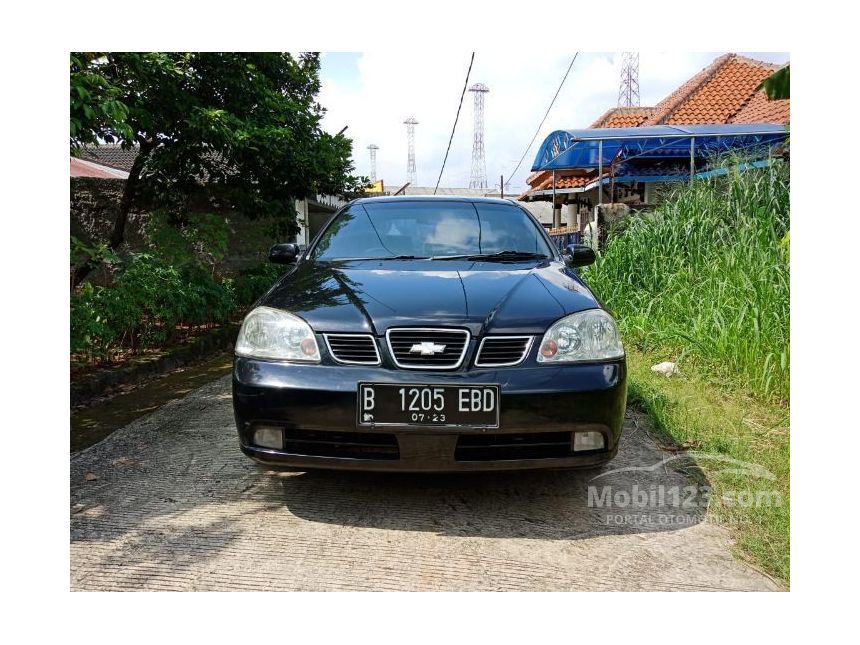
529, 170, 598, 191
80, 144, 139, 172
731, 90, 790, 124
590, 107, 654, 128
645, 54, 787, 126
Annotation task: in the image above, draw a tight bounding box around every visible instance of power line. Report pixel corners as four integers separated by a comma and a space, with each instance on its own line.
507, 53, 578, 188
434, 52, 475, 195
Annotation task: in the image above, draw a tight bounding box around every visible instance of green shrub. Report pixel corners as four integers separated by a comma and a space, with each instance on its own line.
70, 282, 118, 359
585, 161, 790, 400
71, 254, 224, 361
233, 262, 286, 308
176, 262, 236, 327
71, 249, 287, 364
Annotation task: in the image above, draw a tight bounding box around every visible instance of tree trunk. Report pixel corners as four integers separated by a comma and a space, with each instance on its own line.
109, 142, 151, 249
72, 141, 153, 288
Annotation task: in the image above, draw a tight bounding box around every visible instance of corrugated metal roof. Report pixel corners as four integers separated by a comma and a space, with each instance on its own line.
70, 157, 130, 179
531, 124, 788, 172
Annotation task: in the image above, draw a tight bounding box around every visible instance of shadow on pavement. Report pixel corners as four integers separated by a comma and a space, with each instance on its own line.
266, 413, 710, 541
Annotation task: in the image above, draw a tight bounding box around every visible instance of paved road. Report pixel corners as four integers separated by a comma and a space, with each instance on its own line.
70, 376, 778, 591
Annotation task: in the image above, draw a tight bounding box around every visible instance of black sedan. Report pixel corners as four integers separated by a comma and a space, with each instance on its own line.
232, 196, 626, 471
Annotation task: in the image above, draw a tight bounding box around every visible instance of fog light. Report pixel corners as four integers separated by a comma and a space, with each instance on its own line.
253, 426, 283, 449
573, 431, 604, 452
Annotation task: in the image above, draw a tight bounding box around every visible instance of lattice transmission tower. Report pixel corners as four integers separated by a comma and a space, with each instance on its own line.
617, 52, 641, 107
469, 83, 489, 189
403, 118, 418, 184
367, 144, 379, 182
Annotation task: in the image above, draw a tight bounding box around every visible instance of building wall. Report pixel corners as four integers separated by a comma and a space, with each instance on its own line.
70, 177, 285, 279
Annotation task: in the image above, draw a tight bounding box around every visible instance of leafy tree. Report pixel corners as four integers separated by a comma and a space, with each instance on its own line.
759, 65, 789, 100
70, 53, 133, 151
70, 52, 365, 286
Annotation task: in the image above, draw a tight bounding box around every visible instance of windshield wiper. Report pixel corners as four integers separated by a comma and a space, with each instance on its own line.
334, 255, 429, 261
431, 250, 549, 262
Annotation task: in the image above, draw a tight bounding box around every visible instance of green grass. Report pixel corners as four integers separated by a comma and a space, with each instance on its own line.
585, 161, 790, 586
626, 350, 789, 587
586, 161, 789, 401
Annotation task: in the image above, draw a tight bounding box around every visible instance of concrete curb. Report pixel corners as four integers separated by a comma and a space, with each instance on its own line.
71, 324, 238, 408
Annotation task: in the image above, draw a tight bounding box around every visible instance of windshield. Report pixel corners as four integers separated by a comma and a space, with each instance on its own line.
310, 201, 553, 261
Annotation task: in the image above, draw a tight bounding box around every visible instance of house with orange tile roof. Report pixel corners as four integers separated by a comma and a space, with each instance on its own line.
520, 53, 789, 234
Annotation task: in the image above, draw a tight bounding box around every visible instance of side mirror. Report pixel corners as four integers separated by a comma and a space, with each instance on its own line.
268, 243, 299, 264
564, 244, 596, 267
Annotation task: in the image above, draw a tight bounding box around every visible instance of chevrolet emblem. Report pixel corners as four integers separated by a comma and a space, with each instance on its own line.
409, 342, 447, 356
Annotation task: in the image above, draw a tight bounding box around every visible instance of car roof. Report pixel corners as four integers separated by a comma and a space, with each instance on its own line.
349, 195, 520, 206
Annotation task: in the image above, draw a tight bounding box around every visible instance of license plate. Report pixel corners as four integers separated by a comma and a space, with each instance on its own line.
357, 383, 500, 428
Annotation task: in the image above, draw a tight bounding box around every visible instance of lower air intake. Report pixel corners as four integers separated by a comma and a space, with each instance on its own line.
455, 432, 573, 461
283, 429, 399, 460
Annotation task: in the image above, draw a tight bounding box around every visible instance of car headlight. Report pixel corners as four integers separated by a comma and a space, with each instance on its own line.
235, 306, 320, 362
537, 309, 624, 363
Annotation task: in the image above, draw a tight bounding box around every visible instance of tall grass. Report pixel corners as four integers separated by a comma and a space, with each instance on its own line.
586, 160, 790, 401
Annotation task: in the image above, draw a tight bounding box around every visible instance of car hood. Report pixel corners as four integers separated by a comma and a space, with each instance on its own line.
260, 259, 600, 335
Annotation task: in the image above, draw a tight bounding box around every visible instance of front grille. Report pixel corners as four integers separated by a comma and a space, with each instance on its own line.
325, 334, 380, 365
455, 432, 572, 461
386, 328, 470, 369
475, 336, 533, 367
283, 429, 399, 460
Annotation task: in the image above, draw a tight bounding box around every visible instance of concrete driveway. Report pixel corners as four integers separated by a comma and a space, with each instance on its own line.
70, 375, 779, 591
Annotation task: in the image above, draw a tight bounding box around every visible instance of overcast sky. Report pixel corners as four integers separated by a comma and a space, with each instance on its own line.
318, 52, 789, 192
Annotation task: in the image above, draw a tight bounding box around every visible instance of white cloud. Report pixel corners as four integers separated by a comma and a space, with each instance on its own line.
318, 51, 789, 192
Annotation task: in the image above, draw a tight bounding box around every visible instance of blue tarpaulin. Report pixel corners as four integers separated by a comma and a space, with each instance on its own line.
530, 124, 788, 172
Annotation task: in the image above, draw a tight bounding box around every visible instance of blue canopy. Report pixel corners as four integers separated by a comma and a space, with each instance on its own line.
531, 124, 788, 172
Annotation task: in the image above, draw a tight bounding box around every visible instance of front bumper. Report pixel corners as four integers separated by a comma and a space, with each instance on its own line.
232, 357, 627, 472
